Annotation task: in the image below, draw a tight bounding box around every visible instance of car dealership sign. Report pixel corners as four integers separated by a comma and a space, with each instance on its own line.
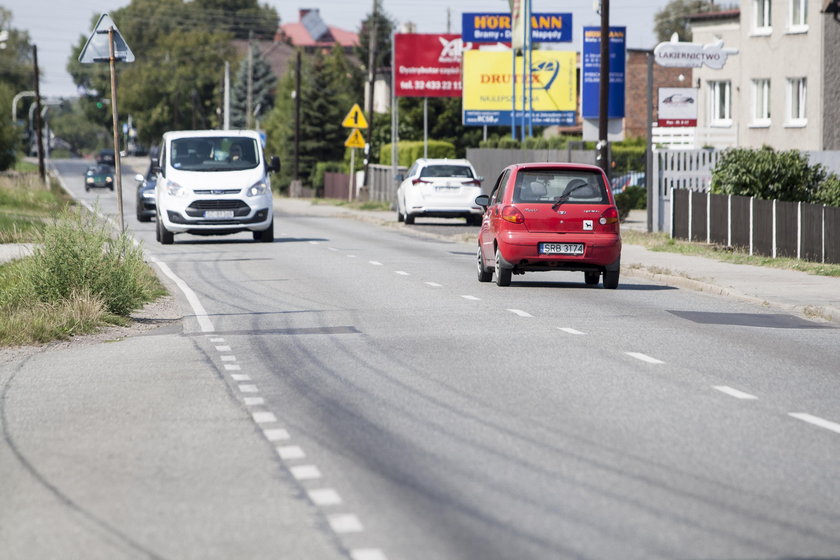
654, 36, 738, 69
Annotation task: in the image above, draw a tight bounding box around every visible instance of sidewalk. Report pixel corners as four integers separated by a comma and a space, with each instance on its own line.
276, 199, 840, 324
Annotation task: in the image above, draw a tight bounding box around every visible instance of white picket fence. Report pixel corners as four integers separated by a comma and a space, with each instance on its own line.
651, 148, 724, 232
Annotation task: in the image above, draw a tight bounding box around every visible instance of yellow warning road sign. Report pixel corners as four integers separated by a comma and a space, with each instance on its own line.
341, 104, 368, 129
344, 128, 367, 148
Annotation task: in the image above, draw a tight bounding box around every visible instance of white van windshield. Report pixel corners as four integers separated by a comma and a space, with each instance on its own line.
170, 136, 260, 171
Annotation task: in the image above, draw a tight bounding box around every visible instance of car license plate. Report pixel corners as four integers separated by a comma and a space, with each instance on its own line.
539, 242, 584, 255
204, 210, 234, 219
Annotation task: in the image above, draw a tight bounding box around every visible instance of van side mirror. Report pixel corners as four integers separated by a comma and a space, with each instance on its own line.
268, 155, 281, 174
475, 194, 490, 208
394, 173, 404, 182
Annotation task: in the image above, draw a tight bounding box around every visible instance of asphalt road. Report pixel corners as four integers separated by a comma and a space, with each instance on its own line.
2, 159, 839, 560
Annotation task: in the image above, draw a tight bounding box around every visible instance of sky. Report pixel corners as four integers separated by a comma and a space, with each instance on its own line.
2, 0, 672, 98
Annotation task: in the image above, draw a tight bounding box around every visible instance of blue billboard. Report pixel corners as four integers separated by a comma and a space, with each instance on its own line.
581, 26, 626, 119
461, 13, 573, 44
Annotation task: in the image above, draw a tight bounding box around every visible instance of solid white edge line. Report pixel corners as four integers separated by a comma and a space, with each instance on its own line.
712, 386, 758, 400
557, 327, 586, 335
789, 413, 840, 434
149, 256, 215, 333
626, 352, 665, 364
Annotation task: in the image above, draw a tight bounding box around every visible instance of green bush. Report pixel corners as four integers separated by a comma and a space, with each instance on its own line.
611, 145, 646, 175
496, 135, 520, 149
522, 136, 549, 149
309, 161, 346, 192
614, 185, 647, 221
379, 140, 456, 167
814, 174, 840, 207
710, 147, 828, 203
3, 207, 161, 316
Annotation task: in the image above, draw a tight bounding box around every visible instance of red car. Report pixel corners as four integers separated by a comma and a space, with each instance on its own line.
475, 163, 622, 288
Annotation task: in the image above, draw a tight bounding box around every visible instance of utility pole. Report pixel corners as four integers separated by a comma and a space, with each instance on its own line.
597, 0, 610, 176
363, 0, 378, 186
294, 49, 301, 182
246, 31, 254, 129
32, 45, 45, 183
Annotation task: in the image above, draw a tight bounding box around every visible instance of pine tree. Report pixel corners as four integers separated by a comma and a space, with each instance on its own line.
231, 42, 277, 129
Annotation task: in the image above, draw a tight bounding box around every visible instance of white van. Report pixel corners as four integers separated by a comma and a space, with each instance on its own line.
154, 130, 280, 244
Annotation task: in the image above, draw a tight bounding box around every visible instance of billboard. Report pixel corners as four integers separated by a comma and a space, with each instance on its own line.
394, 33, 472, 98
461, 12, 573, 44
462, 50, 577, 126
658, 87, 698, 127
581, 26, 626, 119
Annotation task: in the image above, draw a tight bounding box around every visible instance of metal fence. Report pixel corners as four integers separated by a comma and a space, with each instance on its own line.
366, 164, 407, 205
671, 189, 840, 264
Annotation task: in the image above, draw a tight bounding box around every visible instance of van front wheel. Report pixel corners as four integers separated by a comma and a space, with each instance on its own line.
255, 220, 274, 242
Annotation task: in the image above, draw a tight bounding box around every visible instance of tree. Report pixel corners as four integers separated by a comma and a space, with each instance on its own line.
231, 42, 277, 129
397, 97, 483, 159
355, 1, 395, 74
654, 0, 716, 42
0, 8, 34, 168
192, 0, 279, 39
49, 99, 109, 155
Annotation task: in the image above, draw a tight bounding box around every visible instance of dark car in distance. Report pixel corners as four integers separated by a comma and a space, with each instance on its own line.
84, 164, 115, 192
134, 166, 157, 222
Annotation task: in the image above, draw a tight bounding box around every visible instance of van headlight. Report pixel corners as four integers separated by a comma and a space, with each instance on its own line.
247, 180, 269, 197
165, 179, 187, 197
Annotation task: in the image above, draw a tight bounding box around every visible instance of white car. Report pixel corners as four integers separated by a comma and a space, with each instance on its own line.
396, 158, 483, 225
154, 130, 280, 244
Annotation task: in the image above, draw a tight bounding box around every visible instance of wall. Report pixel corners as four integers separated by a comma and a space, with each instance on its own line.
823, 10, 840, 149
624, 50, 688, 139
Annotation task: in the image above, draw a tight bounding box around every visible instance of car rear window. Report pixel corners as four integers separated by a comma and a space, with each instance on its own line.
419, 165, 474, 178
512, 170, 609, 204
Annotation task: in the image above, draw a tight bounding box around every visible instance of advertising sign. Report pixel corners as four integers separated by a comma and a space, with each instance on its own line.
462, 50, 576, 126
654, 38, 738, 69
461, 12, 573, 44
394, 33, 472, 98
581, 26, 626, 119
658, 87, 698, 127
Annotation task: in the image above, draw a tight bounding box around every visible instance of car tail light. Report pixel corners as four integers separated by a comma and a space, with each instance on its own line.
501, 205, 525, 224
411, 178, 430, 185
463, 179, 481, 186
599, 207, 620, 230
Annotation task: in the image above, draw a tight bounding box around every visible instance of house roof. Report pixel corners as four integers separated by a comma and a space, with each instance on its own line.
686, 9, 740, 23
277, 9, 359, 48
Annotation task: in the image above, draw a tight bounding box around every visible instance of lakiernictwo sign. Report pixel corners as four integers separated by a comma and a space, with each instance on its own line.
461, 13, 572, 43
581, 26, 626, 119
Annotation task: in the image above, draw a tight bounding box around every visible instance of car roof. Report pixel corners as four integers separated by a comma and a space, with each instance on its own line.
162, 129, 262, 141
506, 162, 604, 173
414, 158, 473, 166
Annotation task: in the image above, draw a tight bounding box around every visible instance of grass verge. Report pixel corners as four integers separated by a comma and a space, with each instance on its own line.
309, 198, 392, 212
0, 173, 74, 243
621, 229, 840, 277
0, 182, 165, 346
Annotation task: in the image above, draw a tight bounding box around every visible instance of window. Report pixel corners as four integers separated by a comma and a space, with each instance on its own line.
753, 0, 772, 33
752, 79, 771, 126
708, 81, 732, 126
789, 0, 808, 30
786, 77, 807, 125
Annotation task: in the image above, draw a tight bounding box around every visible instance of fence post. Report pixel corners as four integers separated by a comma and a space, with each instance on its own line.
749, 197, 754, 256
772, 199, 777, 259
823, 205, 827, 264
797, 201, 802, 261
727, 194, 732, 247
669, 186, 675, 238
707, 191, 711, 244
688, 189, 693, 241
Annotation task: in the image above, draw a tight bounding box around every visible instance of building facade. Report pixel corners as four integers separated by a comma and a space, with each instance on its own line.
690, 0, 840, 150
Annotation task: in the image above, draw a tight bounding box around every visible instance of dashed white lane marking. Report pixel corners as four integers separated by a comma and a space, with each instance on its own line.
789, 413, 840, 434
369, 260, 383, 266
308, 488, 343, 506
328, 514, 364, 533
347, 255, 357, 258
252, 411, 277, 424
263, 428, 290, 442
290, 465, 322, 480
713, 386, 759, 400
276, 445, 306, 460
328, 247, 339, 252
507, 309, 533, 318
209, 338, 225, 343
215, 345, 231, 352
231, 374, 251, 381
225, 364, 242, 371
425, 282, 443, 287
351, 549, 388, 560
221, 355, 237, 362
558, 327, 586, 335
394, 271, 410, 276
626, 352, 665, 364
238, 384, 259, 393
243, 397, 265, 406
461, 295, 480, 301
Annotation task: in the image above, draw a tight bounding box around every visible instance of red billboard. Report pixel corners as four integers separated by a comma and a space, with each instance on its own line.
394, 33, 473, 97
